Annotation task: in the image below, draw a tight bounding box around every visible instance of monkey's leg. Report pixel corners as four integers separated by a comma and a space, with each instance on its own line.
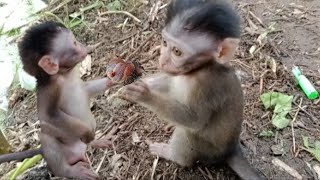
40, 133, 98, 180
150, 127, 198, 167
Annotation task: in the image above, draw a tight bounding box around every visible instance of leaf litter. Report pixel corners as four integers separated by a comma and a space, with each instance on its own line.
0, 0, 320, 179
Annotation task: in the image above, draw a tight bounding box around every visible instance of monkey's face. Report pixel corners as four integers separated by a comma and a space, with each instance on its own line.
38, 29, 88, 75
159, 29, 215, 75
52, 30, 88, 72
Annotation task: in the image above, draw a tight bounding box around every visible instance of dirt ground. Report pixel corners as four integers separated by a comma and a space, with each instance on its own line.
1, 0, 320, 179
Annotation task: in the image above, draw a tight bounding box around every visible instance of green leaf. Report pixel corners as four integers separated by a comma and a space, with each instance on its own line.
260, 92, 293, 129
43, 11, 65, 26
315, 141, 320, 150
302, 136, 320, 162
303, 136, 309, 148
5, 28, 21, 37
106, 0, 122, 11
272, 115, 290, 129
0, 127, 11, 154
259, 130, 274, 137
68, 17, 83, 28
80, 0, 103, 12
6, 154, 42, 180
308, 149, 320, 162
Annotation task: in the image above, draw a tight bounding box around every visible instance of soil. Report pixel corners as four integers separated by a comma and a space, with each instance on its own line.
1, 0, 320, 180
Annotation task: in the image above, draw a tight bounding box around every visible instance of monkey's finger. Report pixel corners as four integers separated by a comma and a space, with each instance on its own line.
135, 80, 148, 88
125, 85, 145, 93
106, 79, 119, 88
73, 162, 99, 180
117, 86, 143, 101
125, 82, 149, 94
149, 143, 171, 158
118, 90, 142, 102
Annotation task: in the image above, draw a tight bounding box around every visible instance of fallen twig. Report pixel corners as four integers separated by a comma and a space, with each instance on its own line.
112, 32, 138, 44
291, 98, 303, 153
249, 11, 266, 28
95, 149, 109, 173
293, 101, 319, 123
100, 11, 141, 23
314, 164, 320, 179
150, 156, 159, 180
125, 32, 156, 61
148, 1, 162, 22
272, 158, 302, 180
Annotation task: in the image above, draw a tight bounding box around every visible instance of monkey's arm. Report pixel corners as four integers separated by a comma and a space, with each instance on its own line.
43, 110, 94, 143
142, 73, 170, 92
83, 78, 115, 97
119, 81, 208, 129
145, 95, 206, 129
38, 87, 94, 143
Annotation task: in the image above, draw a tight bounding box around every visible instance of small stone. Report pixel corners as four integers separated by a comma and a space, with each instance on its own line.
271, 144, 284, 155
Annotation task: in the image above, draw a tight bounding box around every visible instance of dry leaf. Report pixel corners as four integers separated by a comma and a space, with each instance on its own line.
313, 164, 320, 179
111, 154, 123, 174
249, 45, 257, 55
267, 56, 277, 74
79, 55, 92, 77
293, 9, 303, 15
132, 132, 141, 143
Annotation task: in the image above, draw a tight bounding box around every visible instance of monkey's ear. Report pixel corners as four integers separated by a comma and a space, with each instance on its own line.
38, 55, 59, 75
214, 38, 239, 64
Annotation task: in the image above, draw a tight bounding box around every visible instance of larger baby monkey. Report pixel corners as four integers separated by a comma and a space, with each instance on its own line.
119, 0, 265, 179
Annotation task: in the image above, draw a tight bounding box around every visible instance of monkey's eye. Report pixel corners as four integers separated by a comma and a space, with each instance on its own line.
162, 39, 167, 47
172, 47, 182, 56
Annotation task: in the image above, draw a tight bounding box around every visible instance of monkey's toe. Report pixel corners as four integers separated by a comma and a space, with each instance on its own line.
149, 143, 172, 159
70, 161, 99, 180
90, 138, 112, 149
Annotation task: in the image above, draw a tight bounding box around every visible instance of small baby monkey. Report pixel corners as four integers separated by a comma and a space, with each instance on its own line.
0, 21, 115, 180
119, 0, 265, 179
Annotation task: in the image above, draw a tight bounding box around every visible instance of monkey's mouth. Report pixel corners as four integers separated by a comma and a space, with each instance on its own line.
161, 65, 185, 75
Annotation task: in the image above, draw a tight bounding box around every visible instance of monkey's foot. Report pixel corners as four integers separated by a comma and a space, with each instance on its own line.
69, 161, 99, 180
149, 143, 172, 160
90, 138, 112, 149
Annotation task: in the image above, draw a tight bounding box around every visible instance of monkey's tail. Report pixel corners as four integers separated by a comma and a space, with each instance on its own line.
226, 145, 266, 180
0, 148, 43, 164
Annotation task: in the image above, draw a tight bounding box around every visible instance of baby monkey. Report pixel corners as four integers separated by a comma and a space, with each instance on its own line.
0, 21, 115, 180
119, 0, 265, 179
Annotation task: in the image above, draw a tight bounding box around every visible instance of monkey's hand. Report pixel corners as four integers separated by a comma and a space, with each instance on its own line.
118, 80, 151, 103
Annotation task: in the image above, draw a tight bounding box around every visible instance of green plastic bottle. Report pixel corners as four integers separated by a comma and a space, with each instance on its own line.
292, 66, 319, 100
